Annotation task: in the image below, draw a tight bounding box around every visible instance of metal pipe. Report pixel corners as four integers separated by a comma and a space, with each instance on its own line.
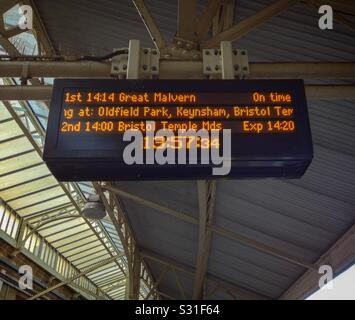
0, 61, 355, 79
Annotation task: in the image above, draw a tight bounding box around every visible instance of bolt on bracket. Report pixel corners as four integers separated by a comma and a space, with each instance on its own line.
111, 46, 160, 78
203, 43, 249, 78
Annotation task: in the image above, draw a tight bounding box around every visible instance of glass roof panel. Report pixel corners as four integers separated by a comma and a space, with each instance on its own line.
7, 185, 63, 208
0, 175, 58, 200
56, 235, 98, 252
63, 245, 105, 261
0, 136, 34, 159
18, 195, 71, 216
0, 104, 11, 120
0, 164, 49, 191
49, 229, 94, 247
41, 222, 89, 240
0, 151, 42, 176
0, 120, 23, 141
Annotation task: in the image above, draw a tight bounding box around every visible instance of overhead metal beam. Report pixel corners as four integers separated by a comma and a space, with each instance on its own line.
158, 291, 177, 300
24, 0, 57, 55
0, 210, 106, 300
0, 33, 19, 55
280, 222, 355, 299
145, 267, 169, 300
1, 60, 355, 80
212, 0, 235, 36
172, 268, 187, 299
1, 84, 355, 101
247, 62, 355, 80
94, 182, 137, 298
222, 0, 236, 31
2, 26, 24, 38
305, 85, 355, 100
132, 0, 167, 51
142, 248, 270, 300
193, 180, 216, 299
103, 185, 315, 270
177, 0, 197, 42
0, 0, 17, 14
28, 254, 124, 300
94, 182, 157, 300
202, 0, 300, 48
194, 0, 224, 42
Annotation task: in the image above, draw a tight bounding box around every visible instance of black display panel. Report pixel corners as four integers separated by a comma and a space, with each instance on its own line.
43, 79, 313, 180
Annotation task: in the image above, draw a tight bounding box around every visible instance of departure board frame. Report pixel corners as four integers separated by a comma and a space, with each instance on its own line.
43, 79, 313, 181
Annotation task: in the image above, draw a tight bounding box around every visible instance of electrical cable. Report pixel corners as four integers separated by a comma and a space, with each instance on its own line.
78, 49, 128, 61
0, 49, 128, 62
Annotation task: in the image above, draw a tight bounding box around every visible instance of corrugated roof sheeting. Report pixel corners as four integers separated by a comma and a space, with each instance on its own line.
118, 196, 198, 268
116, 180, 199, 218
34, 0, 355, 61
29, 0, 355, 300
208, 234, 303, 299
234, 1, 355, 62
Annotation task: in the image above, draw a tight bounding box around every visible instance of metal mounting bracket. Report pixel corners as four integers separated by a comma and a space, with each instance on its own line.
110, 48, 129, 77
202, 41, 249, 79
111, 40, 160, 78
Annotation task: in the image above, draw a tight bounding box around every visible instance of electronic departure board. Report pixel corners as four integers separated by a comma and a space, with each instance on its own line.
43, 79, 313, 181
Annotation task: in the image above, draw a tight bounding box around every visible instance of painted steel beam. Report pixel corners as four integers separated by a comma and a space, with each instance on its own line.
193, 180, 216, 299
0, 33, 19, 55
202, 0, 300, 48
1, 61, 355, 80
94, 182, 157, 300
2, 26, 24, 38
212, 0, 235, 36
280, 223, 355, 299
132, 0, 167, 50
177, 0, 197, 41
28, 254, 124, 300
194, 0, 224, 42
23, 0, 56, 55
0, 0, 17, 14
305, 85, 355, 100
142, 248, 270, 300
